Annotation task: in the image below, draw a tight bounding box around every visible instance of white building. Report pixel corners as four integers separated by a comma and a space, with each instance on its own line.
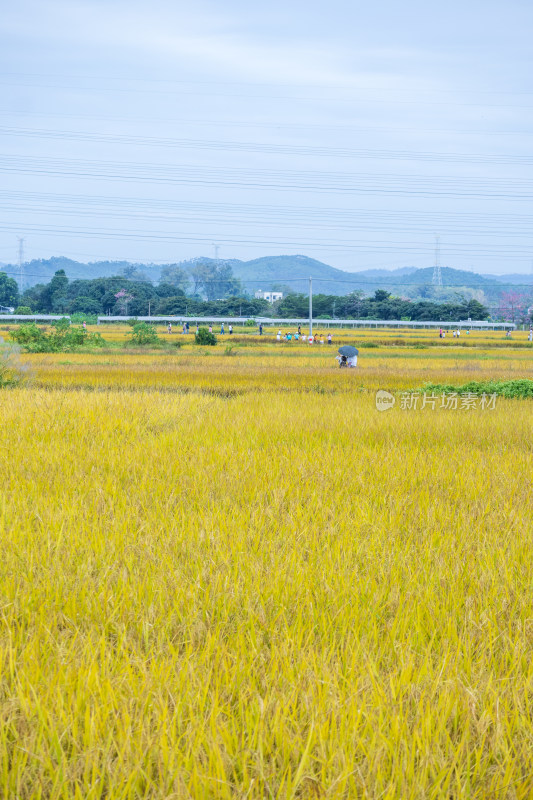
254, 290, 283, 303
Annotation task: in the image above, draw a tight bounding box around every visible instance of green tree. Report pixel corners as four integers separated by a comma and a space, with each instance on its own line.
373, 289, 391, 302
190, 261, 242, 300
69, 296, 102, 315
464, 299, 489, 320
39, 270, 69, 312
159, 265, 190, 292
120, 265, 150, 282
0, 272, 20, 307
195, 327, 217, 345
126, 322, 160, 346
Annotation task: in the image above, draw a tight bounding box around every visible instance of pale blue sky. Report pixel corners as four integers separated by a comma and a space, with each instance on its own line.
1, 0, 532, 277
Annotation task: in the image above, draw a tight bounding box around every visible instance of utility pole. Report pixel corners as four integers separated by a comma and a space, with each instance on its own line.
18, 237, 25, 292
432, 235, 443, 287
309, 276, 313, 336
148, 300, 151, 316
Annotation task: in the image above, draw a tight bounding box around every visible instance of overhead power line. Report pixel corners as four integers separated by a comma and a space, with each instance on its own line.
5, 70, 533, 95
2, 108, 530, 138
0, 221, 531, 262
2, 197, 532, 241
1, 154, 532, 199
2, 126, 532, 166
2, 76, 533, 109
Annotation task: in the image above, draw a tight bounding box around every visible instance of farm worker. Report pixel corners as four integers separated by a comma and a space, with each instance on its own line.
221, 323, 225, 334
294, 332, 299, 341
347, 355, 358, 368
186, 321, 190, 332
529, 329, 533, 342
229, 325, 233, 335
327, 334, 332, 344
209, 325, 213, 333
287, 333, 292, 341
183, 323, 186, 334
196, 324, 199, 334
259, 323, 263, 335
168, 322, 172, 334
277, 330, 281, 341
82, 321, 87, 331
319, 336, 324, 344
457, 329, 460, 336
439, 328, 442, 338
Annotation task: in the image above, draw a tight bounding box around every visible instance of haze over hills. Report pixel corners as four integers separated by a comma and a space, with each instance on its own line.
2, 254, 532, 302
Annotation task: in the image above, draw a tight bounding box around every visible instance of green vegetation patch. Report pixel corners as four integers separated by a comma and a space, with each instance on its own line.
420, 379, 533, 398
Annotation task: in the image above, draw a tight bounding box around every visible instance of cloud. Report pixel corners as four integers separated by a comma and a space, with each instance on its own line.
1, 0, 435, 92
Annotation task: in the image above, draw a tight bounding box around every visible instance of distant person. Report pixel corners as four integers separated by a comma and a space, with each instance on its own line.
298, 325, 301, 335
528, 329, 533, 342
287, 332, 292, 341
229, 324, 233, 335
196, 324, 199, 334
82, 321, 87, 331
439, 328, 443, 338
294, 332, 299, 341
221, 323, 225, 335
277, 330, 281, 341
209, 325, 213, 333
183, 323, 187, 334
319, 336, 324, 344
186, 321, 190, 333
259, 323, 263, 335
167, 322, 172, 334
327, 333, 332, 345
457, 329, 460, 336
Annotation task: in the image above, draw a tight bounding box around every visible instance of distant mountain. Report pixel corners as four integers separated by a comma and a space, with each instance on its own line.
5, 257, 162, 285
491, 273, 533, 286
229, 254, 356, 295
4, 254, 532, 302
389, 267, 497, 288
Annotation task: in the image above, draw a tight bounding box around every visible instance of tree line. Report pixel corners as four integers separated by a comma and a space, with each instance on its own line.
1, 268, 489, 320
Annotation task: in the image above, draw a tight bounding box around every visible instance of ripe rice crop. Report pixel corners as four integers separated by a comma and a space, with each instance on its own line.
1, 331, 532, 798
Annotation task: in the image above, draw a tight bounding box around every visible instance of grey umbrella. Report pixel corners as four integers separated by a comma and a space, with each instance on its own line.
338, 345, 359, 357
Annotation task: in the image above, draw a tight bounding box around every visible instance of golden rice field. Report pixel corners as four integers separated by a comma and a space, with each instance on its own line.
1, 325, 533, 799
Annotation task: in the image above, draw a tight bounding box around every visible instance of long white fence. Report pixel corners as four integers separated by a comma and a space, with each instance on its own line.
0, 314, 71, 322
0, 314, 516, 330
96, 316, 515, 330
